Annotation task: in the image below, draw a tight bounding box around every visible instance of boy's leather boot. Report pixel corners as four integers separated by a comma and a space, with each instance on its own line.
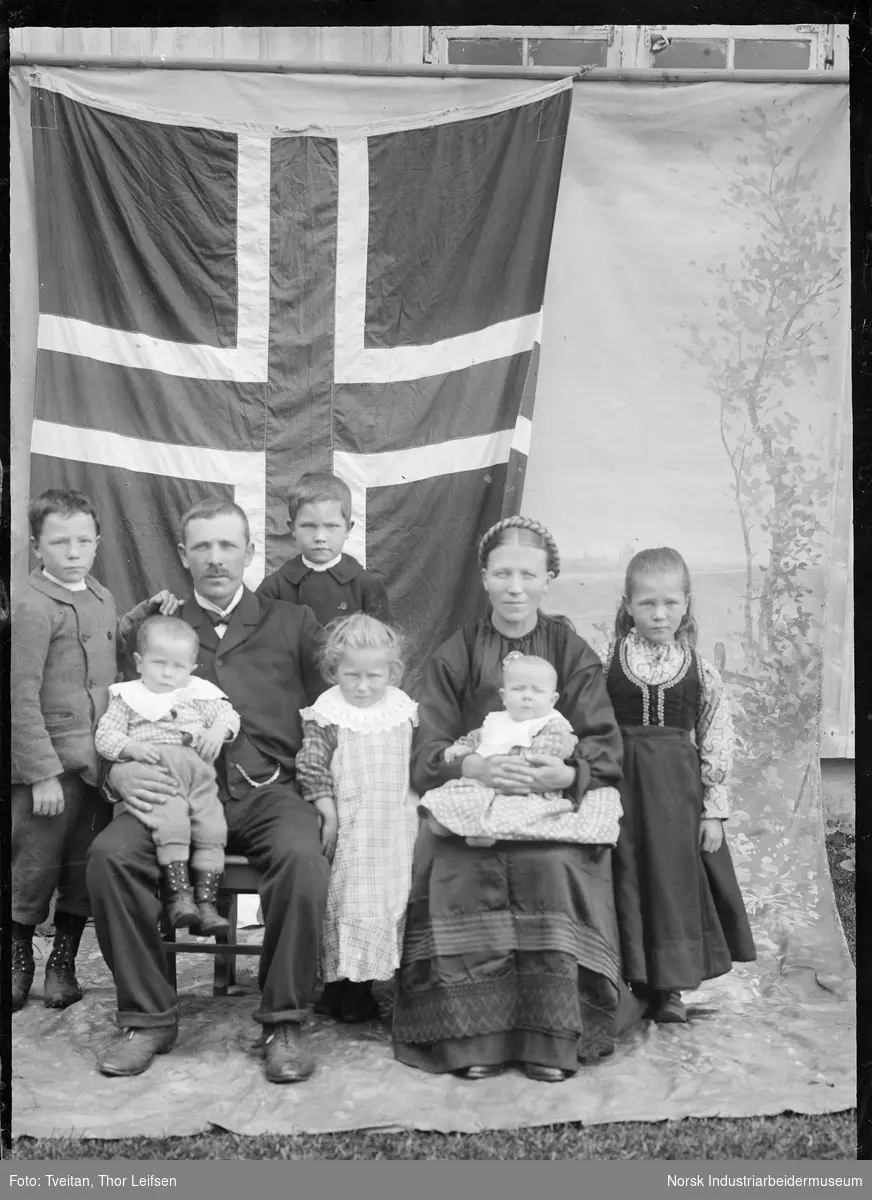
11, 936, 35, 1012
44, 931, 84, 1009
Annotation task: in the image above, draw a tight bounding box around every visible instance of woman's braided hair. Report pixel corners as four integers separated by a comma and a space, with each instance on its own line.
478, 516, 561, 578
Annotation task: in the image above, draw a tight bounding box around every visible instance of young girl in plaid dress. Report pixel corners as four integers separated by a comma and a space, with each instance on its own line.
296, 614, 418, 1024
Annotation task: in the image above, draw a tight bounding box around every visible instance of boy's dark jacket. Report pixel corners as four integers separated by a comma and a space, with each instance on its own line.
256, 553, 390, 628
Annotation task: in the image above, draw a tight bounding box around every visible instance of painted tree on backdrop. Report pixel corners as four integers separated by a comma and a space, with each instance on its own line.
682, 100, 845, 754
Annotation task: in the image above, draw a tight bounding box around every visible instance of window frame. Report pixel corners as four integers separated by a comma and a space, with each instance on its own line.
628, 24, 842, 71
427, 26, 624, 69
428, 24, 847, 72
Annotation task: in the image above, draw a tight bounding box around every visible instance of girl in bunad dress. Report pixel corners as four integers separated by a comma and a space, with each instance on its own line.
604, 547, 756, 1025
296, 614, 419, 1025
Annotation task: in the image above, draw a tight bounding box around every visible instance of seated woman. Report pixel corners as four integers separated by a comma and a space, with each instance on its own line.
393, 516, 646, 1083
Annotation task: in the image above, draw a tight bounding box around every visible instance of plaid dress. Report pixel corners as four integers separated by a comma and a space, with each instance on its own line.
297, 686, 419, 983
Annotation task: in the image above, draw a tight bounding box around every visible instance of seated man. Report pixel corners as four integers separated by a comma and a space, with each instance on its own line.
87, 497, 329, 1084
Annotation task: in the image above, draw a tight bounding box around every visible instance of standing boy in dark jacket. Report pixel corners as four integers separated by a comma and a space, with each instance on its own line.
256, 472, 390, 628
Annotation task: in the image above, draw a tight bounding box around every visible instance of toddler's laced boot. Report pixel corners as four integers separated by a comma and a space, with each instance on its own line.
162, 861, 199, 929
192, 870, 230, 935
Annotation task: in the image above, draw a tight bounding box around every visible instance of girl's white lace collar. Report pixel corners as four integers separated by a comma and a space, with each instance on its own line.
301, 685, 418, 733
109, 677, 226, 722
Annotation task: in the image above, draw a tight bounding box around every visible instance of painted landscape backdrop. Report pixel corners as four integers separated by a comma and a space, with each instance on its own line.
523, 82, 853, 1020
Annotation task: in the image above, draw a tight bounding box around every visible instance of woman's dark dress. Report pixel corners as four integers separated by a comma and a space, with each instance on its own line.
392, 613, 645, 1075
608, 638, 756, 992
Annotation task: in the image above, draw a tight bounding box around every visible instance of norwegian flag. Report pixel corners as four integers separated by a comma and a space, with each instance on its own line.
29, 78, 571, 681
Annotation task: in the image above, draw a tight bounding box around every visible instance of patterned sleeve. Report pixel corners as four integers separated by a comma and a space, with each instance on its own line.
696, 655, 734, 819
295, 719, 339, 806
94, 696, 134, 761
529, 717, 578, 760
595, 638, 617, 673
198, 697, 241, 741
444, 728, 482, 762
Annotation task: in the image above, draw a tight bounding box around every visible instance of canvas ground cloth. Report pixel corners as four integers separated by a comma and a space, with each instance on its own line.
11, 78, 854, 1138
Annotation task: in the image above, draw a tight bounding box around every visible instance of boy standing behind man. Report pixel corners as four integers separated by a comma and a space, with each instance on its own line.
257, 473, 389, 627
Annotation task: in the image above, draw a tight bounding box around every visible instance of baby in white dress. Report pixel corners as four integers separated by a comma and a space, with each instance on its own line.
420, 654, 584, 846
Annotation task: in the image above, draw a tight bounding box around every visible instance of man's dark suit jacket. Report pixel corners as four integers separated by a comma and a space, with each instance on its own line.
120, 589, 326, 801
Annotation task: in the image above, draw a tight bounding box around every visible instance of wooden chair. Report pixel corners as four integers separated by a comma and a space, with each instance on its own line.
160, 855, 263, 996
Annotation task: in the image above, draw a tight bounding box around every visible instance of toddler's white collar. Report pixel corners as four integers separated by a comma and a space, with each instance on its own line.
301, 685, 417, 733
109, 677, 227, 722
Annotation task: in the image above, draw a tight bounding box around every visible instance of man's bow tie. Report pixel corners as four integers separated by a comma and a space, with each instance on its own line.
200, 607, 229, 628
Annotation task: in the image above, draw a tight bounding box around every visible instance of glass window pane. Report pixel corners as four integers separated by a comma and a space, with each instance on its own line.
652, 39, 727, 69
733, 39, 811, 69
529, 38, 608, 67
446, 38, 523, 65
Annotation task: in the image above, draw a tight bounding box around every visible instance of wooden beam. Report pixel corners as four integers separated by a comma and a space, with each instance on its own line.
8, 55, 849, 83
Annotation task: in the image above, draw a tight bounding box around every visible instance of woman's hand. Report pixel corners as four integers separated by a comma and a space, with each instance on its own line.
700, 818, 724, 854
461, 754, 536, 794
522, 753, 577, 794
108, 761, 178, 831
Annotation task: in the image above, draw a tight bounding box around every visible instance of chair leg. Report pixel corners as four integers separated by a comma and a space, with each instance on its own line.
213, 891, 234, 997
227, 895, 238, 991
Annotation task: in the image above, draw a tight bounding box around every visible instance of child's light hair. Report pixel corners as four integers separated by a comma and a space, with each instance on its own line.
137, 615, 199, 659
615, 547, 698, 648
501, 652, 558, 689
318, 613, 405, 685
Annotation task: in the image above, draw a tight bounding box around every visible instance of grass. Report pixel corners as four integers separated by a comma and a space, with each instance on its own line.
11, 833, 856, 1161
8, 1113, 857, 1160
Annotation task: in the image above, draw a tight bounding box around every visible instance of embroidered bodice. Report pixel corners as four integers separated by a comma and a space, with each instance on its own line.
601, 630, 734, 819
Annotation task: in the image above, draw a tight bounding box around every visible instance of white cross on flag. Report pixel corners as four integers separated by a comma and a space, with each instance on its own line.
29, 74, 572, 677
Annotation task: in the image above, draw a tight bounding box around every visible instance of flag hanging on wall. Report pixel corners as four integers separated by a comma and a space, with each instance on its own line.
28, 75, 571, 681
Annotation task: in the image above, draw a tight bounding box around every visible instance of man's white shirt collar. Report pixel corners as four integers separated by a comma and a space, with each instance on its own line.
301, 553, 342, 573
193, 585, 244, 617
42, 569, 87, 592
